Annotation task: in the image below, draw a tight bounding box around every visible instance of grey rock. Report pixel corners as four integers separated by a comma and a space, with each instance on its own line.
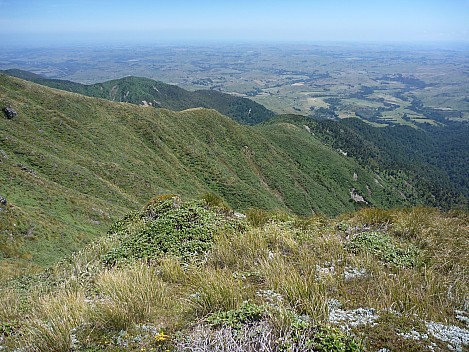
233, 211, 246, 219
2, 106, 17, 119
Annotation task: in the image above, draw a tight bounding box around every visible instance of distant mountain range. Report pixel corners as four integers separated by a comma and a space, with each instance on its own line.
0, 69, 274, 125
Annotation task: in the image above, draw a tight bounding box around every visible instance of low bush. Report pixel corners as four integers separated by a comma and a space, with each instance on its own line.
102, 196, 240, 265
205, 301, 266, 329
345, 231, 420, 268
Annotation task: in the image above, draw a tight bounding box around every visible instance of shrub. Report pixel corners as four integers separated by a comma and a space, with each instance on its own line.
308, 325, 363, 352
102, 196, 238, 265
206, 302, 265, 329
345, 231, 420, 268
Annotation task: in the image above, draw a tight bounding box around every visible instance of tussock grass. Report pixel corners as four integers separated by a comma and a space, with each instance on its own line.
337, 264, 455, 321
92, 263, 171, 329
260, 255, 328, 321
245, 208, 293, 227
0, 287, 22, 322
189, 267, 249, 317
159, 255, 188, 284
1, 203, 467, 351
346, 207, 396, 227
330, 208, 469, 351
21, 290, 87, 352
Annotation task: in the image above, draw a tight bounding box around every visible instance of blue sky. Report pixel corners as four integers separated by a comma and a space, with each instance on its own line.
1, 0, 468, 45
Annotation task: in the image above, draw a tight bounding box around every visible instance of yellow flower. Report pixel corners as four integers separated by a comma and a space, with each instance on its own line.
154, 331, 169, 342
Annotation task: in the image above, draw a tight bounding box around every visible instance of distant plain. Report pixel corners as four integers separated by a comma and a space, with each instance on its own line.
2, 42, 468, 126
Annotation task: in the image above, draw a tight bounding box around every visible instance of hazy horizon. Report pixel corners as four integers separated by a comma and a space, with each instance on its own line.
1, 0, 468, 47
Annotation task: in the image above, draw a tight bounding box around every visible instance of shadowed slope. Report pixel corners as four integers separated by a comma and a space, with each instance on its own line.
1, 69, 274, 124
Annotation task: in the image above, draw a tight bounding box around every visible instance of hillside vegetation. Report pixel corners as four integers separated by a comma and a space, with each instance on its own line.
0, 197, 467, 351
5, 69, 468, 208
264, 115, 468, 210
5, 69, 467, 208
1, 69, 274, 125
309, 117, 469, 205
0, 74, 432, 274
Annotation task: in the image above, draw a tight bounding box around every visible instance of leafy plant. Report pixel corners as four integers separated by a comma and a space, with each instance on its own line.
0, 320, 18, 337
102, 196, 237, 265
205, 302, 265, 329
311, 325, 363, 352
279, 320, 364, 352
345, 231, 420, 268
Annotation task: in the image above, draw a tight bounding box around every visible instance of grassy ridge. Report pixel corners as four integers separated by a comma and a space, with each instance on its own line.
0, 74, 438, 272
1, 69, 274, 124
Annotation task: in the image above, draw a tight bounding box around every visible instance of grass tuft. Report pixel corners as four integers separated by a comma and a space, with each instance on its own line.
92, 263, 170, 330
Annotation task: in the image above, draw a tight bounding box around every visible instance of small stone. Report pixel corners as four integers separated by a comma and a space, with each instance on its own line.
233, 211, 246, 219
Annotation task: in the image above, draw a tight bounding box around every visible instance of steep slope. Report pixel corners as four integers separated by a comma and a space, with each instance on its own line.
0, 74, 432, 272
307, 117, 469, 208
1, 69, 274, 124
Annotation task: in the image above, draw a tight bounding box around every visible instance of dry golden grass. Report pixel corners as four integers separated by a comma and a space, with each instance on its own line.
0, 287, 22, 322
1, 206, 467, 351
92, 263, 171, 329
21, 290, 87, 352
188, 266, 251, 317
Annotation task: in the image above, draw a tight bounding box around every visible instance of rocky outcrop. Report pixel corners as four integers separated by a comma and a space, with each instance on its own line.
350, 188, 368, 203
2, 106, 17, 119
